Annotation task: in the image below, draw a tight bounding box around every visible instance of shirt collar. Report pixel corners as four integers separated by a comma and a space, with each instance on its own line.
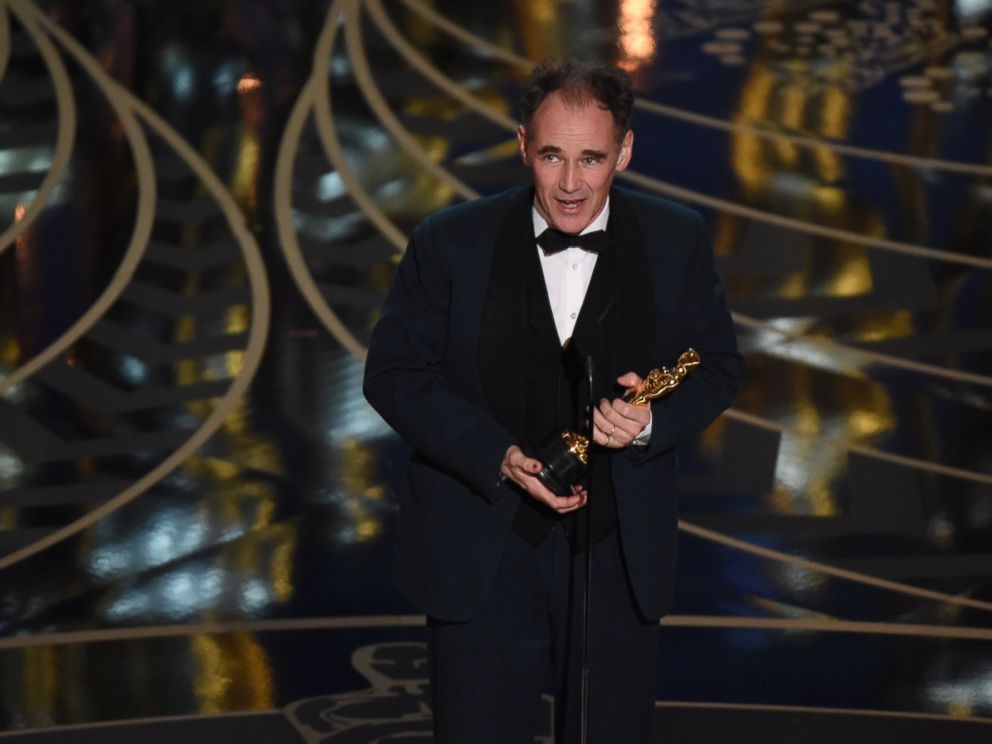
532, 197, 610, 239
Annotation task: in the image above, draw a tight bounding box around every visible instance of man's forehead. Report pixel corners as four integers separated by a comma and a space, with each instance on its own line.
526, 94, 620, 144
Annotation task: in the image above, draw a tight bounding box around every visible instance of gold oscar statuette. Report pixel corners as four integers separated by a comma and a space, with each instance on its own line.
534, 349, 701, 496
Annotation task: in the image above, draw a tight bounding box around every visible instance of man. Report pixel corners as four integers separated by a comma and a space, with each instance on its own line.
364, 60, 743, 743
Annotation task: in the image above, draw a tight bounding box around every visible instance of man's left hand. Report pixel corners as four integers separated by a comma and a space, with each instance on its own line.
592, 372, 650, 449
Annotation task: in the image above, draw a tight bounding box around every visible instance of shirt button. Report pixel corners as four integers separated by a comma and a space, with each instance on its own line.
572, 263, 578, 269
570, 312, 577, 319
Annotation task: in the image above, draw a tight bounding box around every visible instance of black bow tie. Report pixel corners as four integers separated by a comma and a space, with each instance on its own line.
537, 228, 611, 256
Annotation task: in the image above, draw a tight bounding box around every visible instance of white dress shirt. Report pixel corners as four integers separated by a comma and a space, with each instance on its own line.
532, 199, 652, 444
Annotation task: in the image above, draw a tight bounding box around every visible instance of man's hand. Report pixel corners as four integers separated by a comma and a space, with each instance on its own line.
592, 372, 651, 448
500, 445, 588, 514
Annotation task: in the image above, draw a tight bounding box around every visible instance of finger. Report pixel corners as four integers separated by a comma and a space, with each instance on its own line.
520, 475, 582, 510
510, 452, 544, 475
555, 490, 588, 513
616, 372, 642, 389
596, 400, 637, 445
610, 399, 650, 433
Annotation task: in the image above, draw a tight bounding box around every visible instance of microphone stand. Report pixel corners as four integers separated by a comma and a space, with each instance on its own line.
579, 353, 594, 744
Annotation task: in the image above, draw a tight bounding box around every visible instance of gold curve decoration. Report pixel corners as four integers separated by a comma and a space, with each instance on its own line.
618, 169, 992, 270
0, 0, 155, 393
310, 0, 408, 251
398, 0, 992, 179
0, 2, 271, 571
365, 0, 992, 272
652, 701, 992, 726
275, 78, 370, 361
0, 1, 77, 258
0, 711, 279, 740
0, 700, 984, 739
678, 519, 992, 612
345, 0, 477, 201
274, 0, 384, 362
731, 313, 992, 389
2, 613, 992, 652
722, 409, 992, 486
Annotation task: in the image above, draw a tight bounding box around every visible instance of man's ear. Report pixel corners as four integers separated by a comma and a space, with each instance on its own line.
517, 125, 529, 164
616, 130, 634, 171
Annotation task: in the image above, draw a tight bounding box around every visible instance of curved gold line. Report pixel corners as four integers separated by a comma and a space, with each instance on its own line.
346, 0, 477, 201
652, 701, 992, 726
365, 0, 515, 130
346, 7, 992, 392
617, 170, 992, 270
274, 78, 369, 361
311, 0, 407, 251
723, 409, 992, 486
0, 0, 154, 393
0, 1, 77, 258
0, 4, 10, 84
2, 614, 992, 651
366, 0, 992, 272
0, 12, 271, 570
315, 0, 992, 610
732, 313, 992, 389
398, 0, 992, 178
633, 100, 992, 178
661, 615, 992, 639
679, 520, 992, 612
0, 700, 984, 738
0, 711, 281, 740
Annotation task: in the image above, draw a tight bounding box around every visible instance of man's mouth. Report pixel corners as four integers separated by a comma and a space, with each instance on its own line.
556, 198, 585, 213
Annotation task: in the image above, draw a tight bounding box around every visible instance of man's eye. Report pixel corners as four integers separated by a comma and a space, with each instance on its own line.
544, 154, 559, 162
584, 157, 600, 165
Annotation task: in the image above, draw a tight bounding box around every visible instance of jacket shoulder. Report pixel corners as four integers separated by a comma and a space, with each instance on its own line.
417, 186, 525, 240
615, 186, 701, 229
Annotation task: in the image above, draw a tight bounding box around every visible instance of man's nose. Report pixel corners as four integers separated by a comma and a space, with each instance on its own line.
559, 162, 580, 193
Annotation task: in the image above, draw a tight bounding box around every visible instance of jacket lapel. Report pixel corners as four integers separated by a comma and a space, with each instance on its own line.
478, 187, 533, 440
607, 189, 655, 385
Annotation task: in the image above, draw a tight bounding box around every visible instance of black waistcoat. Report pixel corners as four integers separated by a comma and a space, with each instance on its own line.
478, 187, 657, 552
512, 240, 619, 549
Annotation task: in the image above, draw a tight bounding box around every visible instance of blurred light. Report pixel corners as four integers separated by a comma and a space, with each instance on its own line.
0, 445, 24, 489
212, 63, 241, 96
618, 0, 658, 71
120, 355, 148, 385
160, 46, 195, 99
237, 73, 262, 94
955, 0, 992, 18
317, 171, 345, 201
238, 578, 270, 612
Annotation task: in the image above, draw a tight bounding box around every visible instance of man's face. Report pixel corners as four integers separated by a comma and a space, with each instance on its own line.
517, 91, 633, 235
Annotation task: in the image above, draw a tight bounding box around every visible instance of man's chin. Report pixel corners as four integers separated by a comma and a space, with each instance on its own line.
548, 212, 593, 235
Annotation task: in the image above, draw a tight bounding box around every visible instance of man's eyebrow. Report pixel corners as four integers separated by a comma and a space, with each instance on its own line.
537, 145, 562, 155
582, 149, 608, 159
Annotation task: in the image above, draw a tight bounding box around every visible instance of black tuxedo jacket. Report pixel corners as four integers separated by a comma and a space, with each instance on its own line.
364, 185, 743, 622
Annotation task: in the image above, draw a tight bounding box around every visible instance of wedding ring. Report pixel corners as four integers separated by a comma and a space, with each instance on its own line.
607, 434, 613, 446
610, 424, 616, 436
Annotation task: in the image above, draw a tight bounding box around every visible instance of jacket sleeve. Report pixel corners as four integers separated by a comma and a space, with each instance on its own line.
362, 218, 516, 501
627, 212, 744, 463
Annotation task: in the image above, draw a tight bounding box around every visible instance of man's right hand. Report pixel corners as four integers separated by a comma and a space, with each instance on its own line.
500, 445, 587, 514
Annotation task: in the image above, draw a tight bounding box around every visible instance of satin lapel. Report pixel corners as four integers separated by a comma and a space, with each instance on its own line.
478, 187, 533, 440
570, 246, 616, 400
527, 245, 563, 352
608, 189, 655, 386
